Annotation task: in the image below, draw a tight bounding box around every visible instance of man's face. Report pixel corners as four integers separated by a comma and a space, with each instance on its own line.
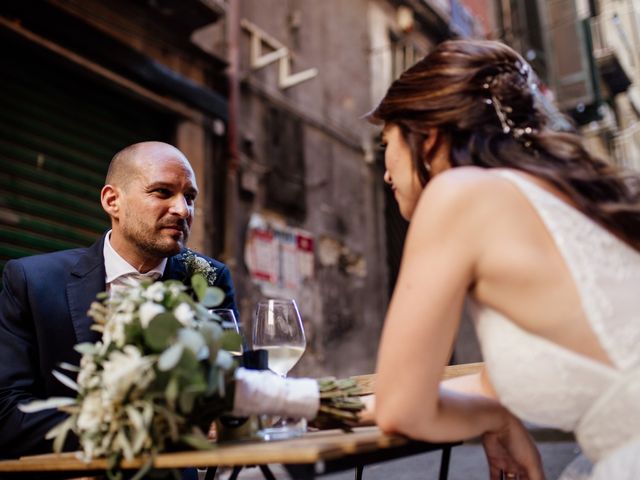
114, 146, 198, 263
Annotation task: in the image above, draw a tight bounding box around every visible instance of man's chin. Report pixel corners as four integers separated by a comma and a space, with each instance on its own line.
152, 238, 186, 257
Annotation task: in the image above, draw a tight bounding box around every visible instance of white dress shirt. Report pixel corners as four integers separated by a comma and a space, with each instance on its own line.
103, 230, 167, 292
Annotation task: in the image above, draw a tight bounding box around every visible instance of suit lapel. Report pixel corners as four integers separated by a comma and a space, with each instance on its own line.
66, 235, 106, 344
162, 251, 187, 282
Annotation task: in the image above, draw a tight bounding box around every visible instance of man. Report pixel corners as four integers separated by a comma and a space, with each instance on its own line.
0, 142, 238, 459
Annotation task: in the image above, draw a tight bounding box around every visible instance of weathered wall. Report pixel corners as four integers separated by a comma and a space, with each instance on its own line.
232, 0, 389, 377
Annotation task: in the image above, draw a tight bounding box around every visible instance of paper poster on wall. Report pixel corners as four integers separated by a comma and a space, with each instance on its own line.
244, 213, 314, 296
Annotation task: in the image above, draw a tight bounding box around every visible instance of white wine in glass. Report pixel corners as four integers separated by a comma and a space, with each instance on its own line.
259, 345, 305, 377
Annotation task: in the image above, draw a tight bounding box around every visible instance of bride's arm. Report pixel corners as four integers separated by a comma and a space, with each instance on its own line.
376, 171, 505, 440
375, 172, 543, 478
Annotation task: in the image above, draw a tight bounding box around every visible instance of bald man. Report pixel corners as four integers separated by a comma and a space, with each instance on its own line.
0, 142, 238, 459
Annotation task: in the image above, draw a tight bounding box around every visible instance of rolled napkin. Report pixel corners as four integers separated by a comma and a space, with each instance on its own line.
231, 367, 320, 420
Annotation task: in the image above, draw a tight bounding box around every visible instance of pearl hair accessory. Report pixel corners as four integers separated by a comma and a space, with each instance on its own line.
482, 60, 538, 148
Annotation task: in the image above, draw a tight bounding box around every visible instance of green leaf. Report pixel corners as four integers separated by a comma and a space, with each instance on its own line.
215, 350, 233, 370
176, 348, 199, 372
199, 321, 222, 362
220, 331, 242, 354
176, 329, 206, 356
201, 286, 225, 308
191, 274, 208, 302
158, 343, 184, 372
165, 376, 179, 409
206, 366, 219, 395
144, 313, 182, 352
179, 391, 195, 413
180, 432, 214, 450
130, 456, 154, 480
74, 342, 97, 355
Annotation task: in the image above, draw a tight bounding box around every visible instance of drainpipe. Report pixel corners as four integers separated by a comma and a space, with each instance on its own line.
225, 0, 241, 278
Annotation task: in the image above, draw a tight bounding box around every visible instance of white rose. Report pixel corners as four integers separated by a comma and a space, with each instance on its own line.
77, 391, 104, 433
102, 346, 154, 402
143, 282, 165, 302
138, 301, 165, 328
77, 359, 97, 389
173, 302, 195, 327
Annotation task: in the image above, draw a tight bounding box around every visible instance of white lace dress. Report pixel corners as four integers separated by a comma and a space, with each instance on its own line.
471, 170, 640, 479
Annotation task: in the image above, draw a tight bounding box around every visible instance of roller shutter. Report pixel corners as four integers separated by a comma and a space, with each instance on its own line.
0, 40, 175, 280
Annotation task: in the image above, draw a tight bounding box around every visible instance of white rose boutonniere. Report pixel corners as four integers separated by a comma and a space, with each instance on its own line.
183, 250, 218, 286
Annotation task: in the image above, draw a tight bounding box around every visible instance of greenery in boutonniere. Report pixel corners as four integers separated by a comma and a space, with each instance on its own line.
182, 250, 218, 287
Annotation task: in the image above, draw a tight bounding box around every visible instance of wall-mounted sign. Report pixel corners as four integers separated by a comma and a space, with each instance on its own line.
241, 19, 318, 89
244, 213, 314, 297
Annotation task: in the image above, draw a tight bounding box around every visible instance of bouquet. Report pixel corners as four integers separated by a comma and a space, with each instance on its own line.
20, 272, 364, 479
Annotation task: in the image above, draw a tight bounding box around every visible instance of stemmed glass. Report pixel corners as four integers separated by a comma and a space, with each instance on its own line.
252, 299, 306, 440
209, 308, 243, 356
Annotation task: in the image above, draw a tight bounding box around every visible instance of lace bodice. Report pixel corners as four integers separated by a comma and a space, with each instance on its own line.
471, 170, 640, 471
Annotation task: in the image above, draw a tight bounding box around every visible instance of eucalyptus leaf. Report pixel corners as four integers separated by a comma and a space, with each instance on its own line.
18, 397, 75, 413
74, 342, 97, 355
201, 286, 225, 308
180, 432, 214, 450
215, 349, 234, 370
130, 456, 154, 480
165, 376, 179, 409
191, 274, 208, 302
52, 370, 79, 392
179, 391, 195, 413
176, 328, 206, 355
158, 343, 184, 372
206, 366, 219, 395
144, 313, 182, 352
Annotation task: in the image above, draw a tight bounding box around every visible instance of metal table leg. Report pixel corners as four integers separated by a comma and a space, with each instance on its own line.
354, 465, 364, 480
438, 446, 452, 480
204, 466, 217, 480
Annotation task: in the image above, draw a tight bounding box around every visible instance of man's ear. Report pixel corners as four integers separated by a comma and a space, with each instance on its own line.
420, 127, 441, 167
101, 185, 120, 218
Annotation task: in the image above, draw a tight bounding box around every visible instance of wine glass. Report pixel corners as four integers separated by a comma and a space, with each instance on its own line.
209, 308, 243, 356
252, 299, 306, 440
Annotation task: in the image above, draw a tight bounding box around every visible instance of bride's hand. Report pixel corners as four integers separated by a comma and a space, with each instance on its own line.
482, 414, 544, 480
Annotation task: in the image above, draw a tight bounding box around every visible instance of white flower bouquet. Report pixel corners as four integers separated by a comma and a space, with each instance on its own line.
20, 274, 364, 479
21, 275, 240, 474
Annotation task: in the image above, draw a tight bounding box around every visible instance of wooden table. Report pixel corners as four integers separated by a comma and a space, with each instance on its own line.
0, 427, 459, 480
0, 364, 482, 479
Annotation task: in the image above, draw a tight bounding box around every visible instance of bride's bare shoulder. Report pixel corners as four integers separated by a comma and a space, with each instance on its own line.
417, 166, 519, 216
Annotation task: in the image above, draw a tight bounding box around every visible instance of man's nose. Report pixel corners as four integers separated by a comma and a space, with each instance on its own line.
383, 170, 392, 185
170, 195, 191, 217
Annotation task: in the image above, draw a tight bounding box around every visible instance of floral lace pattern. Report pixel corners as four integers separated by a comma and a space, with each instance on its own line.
472, 170, 640, 474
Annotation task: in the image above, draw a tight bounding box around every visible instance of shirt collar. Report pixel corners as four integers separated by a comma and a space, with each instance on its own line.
103, 230, 167, 284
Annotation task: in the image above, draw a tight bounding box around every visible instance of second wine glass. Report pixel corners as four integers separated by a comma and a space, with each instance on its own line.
252, 299, 306, 376
252, 299, 306, 440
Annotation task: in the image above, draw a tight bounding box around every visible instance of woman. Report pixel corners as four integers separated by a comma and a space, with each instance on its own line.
371, 40, 640, 479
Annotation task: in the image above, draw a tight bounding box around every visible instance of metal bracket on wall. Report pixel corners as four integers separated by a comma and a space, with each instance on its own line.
241, 19, 318, 89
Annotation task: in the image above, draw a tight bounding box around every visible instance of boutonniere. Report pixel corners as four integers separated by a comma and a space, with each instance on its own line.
183, 250, 218, 286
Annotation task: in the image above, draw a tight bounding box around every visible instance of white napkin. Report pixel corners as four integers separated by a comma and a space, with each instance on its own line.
230, 368, 320, 420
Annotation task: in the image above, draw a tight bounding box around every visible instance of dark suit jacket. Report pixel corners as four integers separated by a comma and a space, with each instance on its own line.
0, 234, 238, 459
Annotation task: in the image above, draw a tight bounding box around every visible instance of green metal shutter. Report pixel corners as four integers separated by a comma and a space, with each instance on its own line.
0, 40, 175, 279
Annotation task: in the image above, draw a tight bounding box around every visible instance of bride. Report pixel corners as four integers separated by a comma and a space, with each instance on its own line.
369, 40, 640, 479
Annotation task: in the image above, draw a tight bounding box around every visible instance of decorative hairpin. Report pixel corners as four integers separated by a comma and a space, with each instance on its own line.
481, 61, 537, 148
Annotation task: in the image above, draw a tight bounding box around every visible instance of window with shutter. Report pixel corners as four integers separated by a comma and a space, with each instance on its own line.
0, 38, 175, 282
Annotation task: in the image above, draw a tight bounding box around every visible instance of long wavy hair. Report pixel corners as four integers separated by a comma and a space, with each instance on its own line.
370, 39, 640, 251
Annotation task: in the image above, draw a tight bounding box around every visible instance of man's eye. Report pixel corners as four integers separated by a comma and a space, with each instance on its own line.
185, 194, 196, 203
154, 188, 171, 197
379, 142, 387, 150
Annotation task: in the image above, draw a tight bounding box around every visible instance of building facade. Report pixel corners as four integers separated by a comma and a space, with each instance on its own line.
1, 0, 488, 377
